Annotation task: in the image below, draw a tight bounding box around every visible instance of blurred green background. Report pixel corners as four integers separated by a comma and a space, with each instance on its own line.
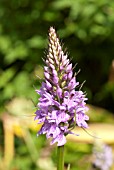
0, 0, 114, 170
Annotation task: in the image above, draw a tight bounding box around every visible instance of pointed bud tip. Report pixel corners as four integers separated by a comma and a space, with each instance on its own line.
49, 26, 56, 34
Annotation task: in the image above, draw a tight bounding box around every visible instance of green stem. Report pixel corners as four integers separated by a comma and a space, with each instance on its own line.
57, 145, 64, 170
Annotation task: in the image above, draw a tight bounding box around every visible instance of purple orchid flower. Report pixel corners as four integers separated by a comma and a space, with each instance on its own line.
35, 27, 89, 146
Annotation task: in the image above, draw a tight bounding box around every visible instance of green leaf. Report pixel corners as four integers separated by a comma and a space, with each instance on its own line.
0, 68, 15, 88
27, 36, 46, 49
5, 42, 28, 64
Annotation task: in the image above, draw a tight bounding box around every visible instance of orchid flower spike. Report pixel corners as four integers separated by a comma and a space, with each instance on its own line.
35, 27, 89, 146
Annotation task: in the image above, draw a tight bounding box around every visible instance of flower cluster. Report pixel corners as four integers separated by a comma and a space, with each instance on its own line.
92, 143, 113, 170
35, 27, 89, 146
